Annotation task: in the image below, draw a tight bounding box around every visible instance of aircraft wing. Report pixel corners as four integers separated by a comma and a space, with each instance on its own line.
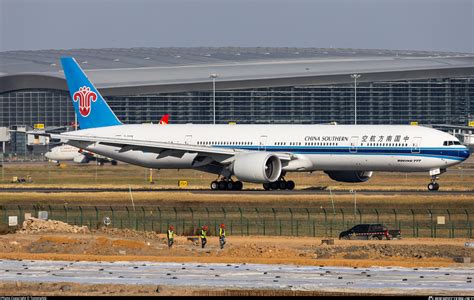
51, 133, 292, 163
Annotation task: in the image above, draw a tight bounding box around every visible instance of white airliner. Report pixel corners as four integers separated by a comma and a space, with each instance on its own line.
44, 144, 118, 165
51, 57, 470, 191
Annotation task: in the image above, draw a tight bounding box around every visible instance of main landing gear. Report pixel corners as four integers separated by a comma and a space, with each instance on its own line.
263, 178, 295, 191
210, 178, 243, 191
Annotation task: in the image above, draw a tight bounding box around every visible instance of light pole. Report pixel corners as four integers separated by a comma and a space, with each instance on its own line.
351, 73, 361, 125
209, 73, 219, 124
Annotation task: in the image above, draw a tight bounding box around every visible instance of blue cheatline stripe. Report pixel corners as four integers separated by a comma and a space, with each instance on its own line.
212, 146, 467, 161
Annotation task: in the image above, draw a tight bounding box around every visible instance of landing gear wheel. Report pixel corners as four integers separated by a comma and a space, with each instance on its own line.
271, 181, 279, 190
218, 181, 227, 190
286, 180, 295, 190
234, 181, 243, 191
278, 180, 287, 190
263, 183, 271, 190
226, 181, 234, 190
211, 181, 218, 190
428, 182, 439, 191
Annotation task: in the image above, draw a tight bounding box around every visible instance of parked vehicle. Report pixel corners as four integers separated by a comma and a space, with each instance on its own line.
338, 223, 401, 240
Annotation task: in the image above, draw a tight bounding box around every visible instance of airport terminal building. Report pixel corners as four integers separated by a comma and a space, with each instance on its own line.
1, 47, 473, 155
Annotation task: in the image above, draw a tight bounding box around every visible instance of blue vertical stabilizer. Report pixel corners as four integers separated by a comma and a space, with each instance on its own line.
61, 57, 122, 129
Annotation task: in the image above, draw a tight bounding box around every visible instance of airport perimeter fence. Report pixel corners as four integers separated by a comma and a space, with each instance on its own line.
1, 205, 473, 239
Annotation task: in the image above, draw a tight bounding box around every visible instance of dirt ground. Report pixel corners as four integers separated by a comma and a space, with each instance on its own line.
1, 221, 473, 296
1, 226, 472, 268
0, 281, 375, 296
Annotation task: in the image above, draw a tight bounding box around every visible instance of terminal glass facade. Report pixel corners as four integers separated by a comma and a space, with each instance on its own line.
0, 77, 473, 128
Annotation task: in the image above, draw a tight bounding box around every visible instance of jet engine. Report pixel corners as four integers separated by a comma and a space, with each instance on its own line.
324, 171, 373, 183
231, 152, 282, 183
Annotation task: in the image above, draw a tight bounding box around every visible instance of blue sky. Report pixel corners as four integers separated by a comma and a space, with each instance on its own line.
1, 0, 472, 52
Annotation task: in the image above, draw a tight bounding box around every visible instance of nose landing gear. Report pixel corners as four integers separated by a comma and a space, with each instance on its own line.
427, 168, 445, 191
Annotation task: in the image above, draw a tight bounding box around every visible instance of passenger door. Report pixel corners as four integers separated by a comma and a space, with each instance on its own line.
411, 137, 421, 154
259, 135, 267, 151
350, 136, 358, 153
184, 135, 193, 145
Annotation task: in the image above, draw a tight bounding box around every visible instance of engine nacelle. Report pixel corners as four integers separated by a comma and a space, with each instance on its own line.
73, 154, 89, 164
231, 152, 282, 183
324, 171, 373, 183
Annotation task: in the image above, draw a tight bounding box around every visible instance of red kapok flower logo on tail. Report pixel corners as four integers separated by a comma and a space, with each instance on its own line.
73, 86, 97, 117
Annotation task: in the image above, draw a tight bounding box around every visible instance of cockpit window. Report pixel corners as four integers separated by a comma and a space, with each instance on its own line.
444, 141, 462, 146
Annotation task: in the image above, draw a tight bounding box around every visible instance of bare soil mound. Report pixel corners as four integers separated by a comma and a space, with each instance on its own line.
18, 218, 89, 234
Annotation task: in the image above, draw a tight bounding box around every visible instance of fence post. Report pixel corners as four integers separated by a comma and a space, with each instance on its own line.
312, 219, 315, 237
173, 207, 178, 224
322, 208, 327, 236
33, 205, 38, 219
157, 207, 162, 233
329, 219, 332, 237
296, 220, 299, 237
305, 208, 310, 236
357, 208, 362, 223
447, 209, 451, 225
393, 209, 398, 228
109, 206, 114, 227
48, 205, 53, 219
222, 207, 226, 222
428, 209, 433, 238
94, 206, 99, 228
205, 207, 210, 225
289, 208, 294, 236
15, 205, 22, 225
189, 208, 194, 226
126, 206, 130, 228
238, 207, 243, 235
263, 218, 266, 236
142, 207, 146, 231
230, 220, 233, 235
279, 219, 282, 236
255, 208, 260, 235
79, 206, 83, 226
246, 219, 249, 236
374, 209, 379, 223
272, 208, 277, 235
411, 209, 416, 237
340, 208, 345, 229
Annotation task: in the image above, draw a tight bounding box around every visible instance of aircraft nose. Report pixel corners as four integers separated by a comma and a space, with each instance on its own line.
465, 147, 471, 160
461, 146, 471, 160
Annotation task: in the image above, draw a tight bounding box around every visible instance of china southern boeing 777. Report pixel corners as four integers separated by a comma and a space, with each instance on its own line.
51, 57, 470, 191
